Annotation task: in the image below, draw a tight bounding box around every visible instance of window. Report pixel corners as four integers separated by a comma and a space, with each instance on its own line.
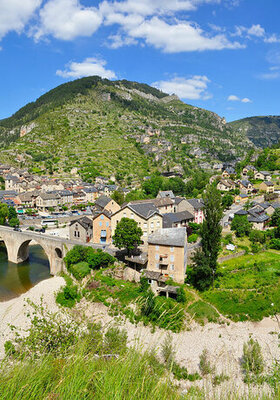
156, 221, 160, 227
106, 222, 109, 227
144, 223, 147, 228
170, 264, 175, 271
170, 247, 174, 252
156, 245, 159, 251
151, 222, 154, 228
131, 213, 134, 219
170, 255, 174, 262
155, 254, 159, 260
156, 263, 159, 269
143, 231, 147, 236
101, 215, 104, 220
99, 221, 102, 226
77, 231, 80, 238
124, 212, 127, 217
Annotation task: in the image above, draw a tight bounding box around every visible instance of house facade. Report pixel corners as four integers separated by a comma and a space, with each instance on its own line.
69, 217, 93, 242
111, 202, 163, 246
147, 228, 187, 284
92, 211, 111, 244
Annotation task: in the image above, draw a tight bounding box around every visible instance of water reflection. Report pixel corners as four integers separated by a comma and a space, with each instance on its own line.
0, 243, 51, 302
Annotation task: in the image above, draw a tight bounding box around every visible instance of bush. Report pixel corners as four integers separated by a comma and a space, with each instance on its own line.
103, 327, 127, 355
56, 284, 81, 308
242, 338, 264, 376
161, 333, 175, 366
70, 261, 90, 280
199, 349, 214, 376
188, 233, 198, 243
269, 238, 280, 250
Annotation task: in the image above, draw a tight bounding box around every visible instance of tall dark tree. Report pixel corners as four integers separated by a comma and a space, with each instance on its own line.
191, 185, 223, 290
200, 184, 223, 273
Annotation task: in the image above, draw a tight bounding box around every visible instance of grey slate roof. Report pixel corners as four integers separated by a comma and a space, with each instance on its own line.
163, 211, 194, 228
148, 227, 186, 247
95, 195, 112, 209
70, 216, 93, 229
234, 209, 248, 216
128, 202, 159, 219
187, 198, 204, 210
263, 180, 274, 186
157, 190, 175, 199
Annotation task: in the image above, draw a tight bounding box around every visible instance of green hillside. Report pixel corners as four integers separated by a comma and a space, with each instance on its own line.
0, 76, 254, 181
229, 116, 280, 148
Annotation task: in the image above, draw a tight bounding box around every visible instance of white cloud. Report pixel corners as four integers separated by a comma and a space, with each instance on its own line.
125, 17, 243, 53
227, 95, 239, 101
258, 72, 280, 80
241, 97, 252, 103
247, 24, 265, 37
228, 94, 252, 102
34, 0, 102, 40
264, 34, 280, 43
0, 0, 42, 40
107, 33, 137, 48
56, 57, 117, 79
100, 0, 220, 18
152, 76, 211, 100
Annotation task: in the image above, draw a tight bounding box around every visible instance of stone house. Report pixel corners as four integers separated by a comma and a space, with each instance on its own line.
95, 195, 120, 215
92, 211, 111, 244
69, 217, 93, 242
73, 191, 87, 205
111, 201, 163, 247
259, 181, 274, 194
147, 228, 187, 284
217, 179, 235, 192
222, 167, 235, 178
36, 193, 61, 211
239, 180, 253, 194
184, 198, 205, 224
157, 190, 175, 199
153, 197, 174, 214
242, 165, 257, 177
5, 175, 22, 193
163, 211, 194, 228
254, 171, 272, 181
82, 187, 99, 203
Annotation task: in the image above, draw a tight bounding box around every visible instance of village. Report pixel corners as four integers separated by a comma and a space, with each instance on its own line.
0, 161, 279, 299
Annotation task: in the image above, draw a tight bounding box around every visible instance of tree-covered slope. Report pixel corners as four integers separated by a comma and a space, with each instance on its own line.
229, 116, 280, 148
0, 76, 254, 181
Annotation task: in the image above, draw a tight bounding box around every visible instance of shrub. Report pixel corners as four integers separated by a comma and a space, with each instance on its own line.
188, 233, 198, 243
103, 327, 127, 355
199, 349, 214, 376
56, 284, 81, 308
269, 238, 280, 250
161, 333, 175, 366
70, 261, 90, 280
242, 338, 264, 376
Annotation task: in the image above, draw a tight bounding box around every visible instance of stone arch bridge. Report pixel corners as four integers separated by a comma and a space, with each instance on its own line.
0, 226, 110, 275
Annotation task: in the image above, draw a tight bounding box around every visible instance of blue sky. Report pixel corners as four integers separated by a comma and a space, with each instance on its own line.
0, 0, 280, 122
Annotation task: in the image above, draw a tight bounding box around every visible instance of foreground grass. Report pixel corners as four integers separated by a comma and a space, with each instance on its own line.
0, 346, 181, 400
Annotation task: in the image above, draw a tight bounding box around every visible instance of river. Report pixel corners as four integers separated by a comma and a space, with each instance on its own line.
0, 243, 51, 302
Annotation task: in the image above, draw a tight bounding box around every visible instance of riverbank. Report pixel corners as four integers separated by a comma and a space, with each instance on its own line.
0, 276, 65, 358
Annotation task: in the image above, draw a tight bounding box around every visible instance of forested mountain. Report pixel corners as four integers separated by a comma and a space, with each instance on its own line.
229, 116, 280, 148
0, 76, 254, 181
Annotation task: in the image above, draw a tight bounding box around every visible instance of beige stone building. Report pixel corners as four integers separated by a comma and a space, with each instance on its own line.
259, 181, 274, 193
147, 228, 187, 284
111, 201, 163, 247
95, 195, 120, 215
36, 193, 61, 211
69, 217, 93, 242
92, 211, 111, 244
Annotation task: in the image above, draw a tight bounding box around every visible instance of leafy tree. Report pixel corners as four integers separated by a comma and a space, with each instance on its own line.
231, 215, 252, 237
142, 175, 164, 197
8, 206, 19, 227
111, 190, 125, 206
249, 230, 266, 244
187, 250, 213, 291
222, 194, 233, 209
243, 200, 254, 211
112, 217, 143, 255
9, 217, 20, 227
0, 203, 8, 225
270, 208, 280, 227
